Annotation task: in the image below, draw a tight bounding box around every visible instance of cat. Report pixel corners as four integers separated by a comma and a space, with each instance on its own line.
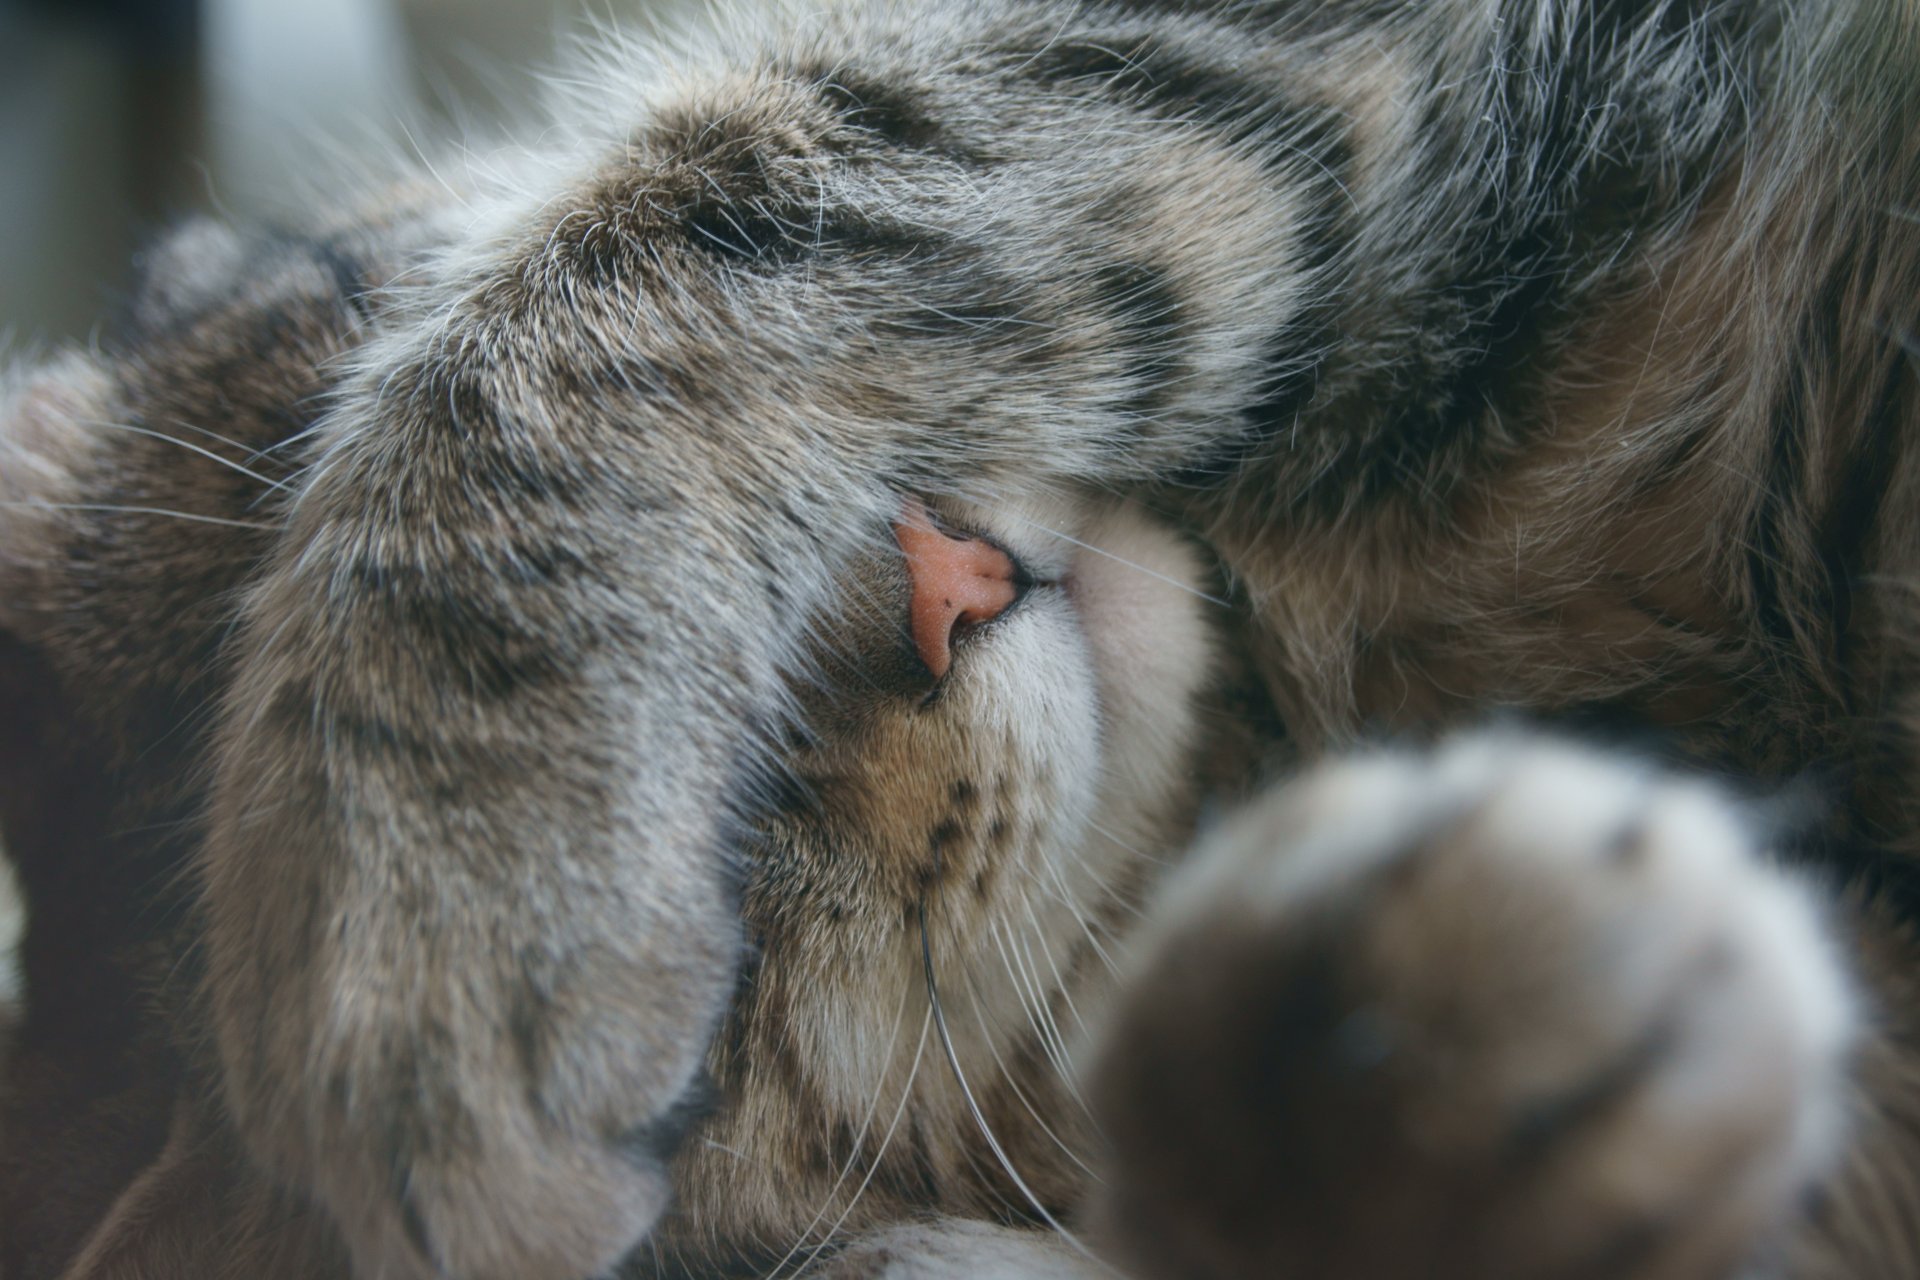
3, 0, 1920, 1276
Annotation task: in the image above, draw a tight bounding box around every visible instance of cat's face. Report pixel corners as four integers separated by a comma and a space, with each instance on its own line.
663, 491, 1247, 1258
0, 198, 1264, 1272
0, 295, 1254, 1267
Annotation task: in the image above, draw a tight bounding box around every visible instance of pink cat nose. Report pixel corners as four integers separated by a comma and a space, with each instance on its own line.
893, 499, 1019, 679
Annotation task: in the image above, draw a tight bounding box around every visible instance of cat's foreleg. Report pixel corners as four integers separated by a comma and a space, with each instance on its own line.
1085, 733, 1854, 1280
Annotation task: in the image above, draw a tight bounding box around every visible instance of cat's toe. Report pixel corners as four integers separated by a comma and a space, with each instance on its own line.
1087, 733, 1854, 1280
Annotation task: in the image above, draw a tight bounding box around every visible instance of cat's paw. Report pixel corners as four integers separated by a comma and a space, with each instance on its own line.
1087, 733, 1853, 1280
205, 878, 731, 1280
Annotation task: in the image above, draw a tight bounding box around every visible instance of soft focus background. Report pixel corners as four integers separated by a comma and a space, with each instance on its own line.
1, 0, 695, 343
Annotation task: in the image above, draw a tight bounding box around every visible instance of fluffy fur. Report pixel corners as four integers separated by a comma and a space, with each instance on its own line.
3, 0, 1919, 1276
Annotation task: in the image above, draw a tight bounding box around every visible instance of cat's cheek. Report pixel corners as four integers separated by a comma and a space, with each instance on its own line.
1064, 503, 1216, 800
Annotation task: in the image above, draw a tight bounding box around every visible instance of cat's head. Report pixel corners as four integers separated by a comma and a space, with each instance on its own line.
0, 220, 1264, 1270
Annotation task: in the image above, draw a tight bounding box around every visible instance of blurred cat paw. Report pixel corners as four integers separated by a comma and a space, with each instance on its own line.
1089, 733, 1853, 1280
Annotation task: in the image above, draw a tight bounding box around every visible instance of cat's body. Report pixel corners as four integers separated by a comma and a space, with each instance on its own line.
3, 0, 1919, 1277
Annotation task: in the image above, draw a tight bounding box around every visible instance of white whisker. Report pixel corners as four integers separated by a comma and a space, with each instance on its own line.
999, 512, 1230, 606
72, 418, 291, 491
985, 914, 1100, 1126
158, 415, 281, 459
762, 981, 913, 1277
1016, 893, 1097, 1045
770, 1005, 934, 1280
990, 917, 1081, 1102
957, 947, 1102, 1183
919, 902, 1117, 1275
0, 500, 279, 531
1088, 819, 1173, 869
1010, 853, 1127, 978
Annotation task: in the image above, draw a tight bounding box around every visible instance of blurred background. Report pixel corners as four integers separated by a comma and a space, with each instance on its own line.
1, 0, 693, 343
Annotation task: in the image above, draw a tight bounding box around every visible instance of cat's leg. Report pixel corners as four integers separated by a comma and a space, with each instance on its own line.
1086, 733, 1853, 1280
804, 1221, 1108, 1280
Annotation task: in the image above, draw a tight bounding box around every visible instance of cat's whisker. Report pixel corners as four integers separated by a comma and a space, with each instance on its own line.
996, 914, 1101, 1126
957, 941, 1102, 1181
916, 479, 1232, 613
1015, 893, 1098, 1044
245, 420, 327, 463
1071, 871, 1150, 926
992, 916, 1085, 1108
761, 980, 917, 1278
770, 1007, 935, 1280
919, 901, 1116, 1273
248, 461, 319, 511
988, 918, 1074, 1091
392, 115, 471, 209
154, 415, 286, 462
1005, 854, 1127, 979
1087, 819, 1172, 869
0, 500, 280, 532
997, 513, 1231, 607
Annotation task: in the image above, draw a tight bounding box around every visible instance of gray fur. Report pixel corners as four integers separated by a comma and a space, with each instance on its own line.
2, 0, 1918, 1277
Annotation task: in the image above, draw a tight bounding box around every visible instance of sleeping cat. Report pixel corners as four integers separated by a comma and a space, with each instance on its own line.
3, 0, 1919, 1276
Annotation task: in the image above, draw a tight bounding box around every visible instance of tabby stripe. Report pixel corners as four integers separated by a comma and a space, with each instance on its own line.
1742, 364, 1820, 686
1292, 2, 1746, 512
566, 109, 954, 273
1410, 0, 1750, 401
1010, 36, 1355, 182
1008, 33, 1361, 470
402, 369, 604, 509
1235, 175, 1354, 438
800, 64, 986, 164
679, 202, 946, 268
1092, 0, 1420, 33
860, 235, 1050, 344
331, 555, 597, 705
1088, 259, 1187, 427
260, 675, 435, 759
